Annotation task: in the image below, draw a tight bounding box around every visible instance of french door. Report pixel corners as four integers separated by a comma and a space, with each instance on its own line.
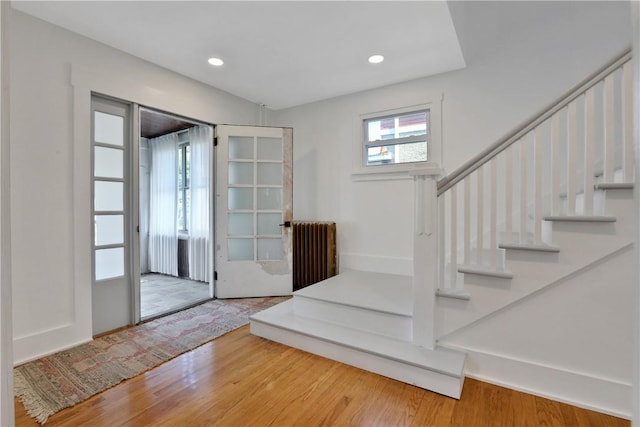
215, 125, 293, 298
91, 95, 132, 335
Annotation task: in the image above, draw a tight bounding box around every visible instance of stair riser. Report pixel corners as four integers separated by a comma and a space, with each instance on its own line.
251, 320, 464, 399
293, 296, 412, 341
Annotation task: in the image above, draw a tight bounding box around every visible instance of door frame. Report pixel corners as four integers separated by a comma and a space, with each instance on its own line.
132, 105, 216, 324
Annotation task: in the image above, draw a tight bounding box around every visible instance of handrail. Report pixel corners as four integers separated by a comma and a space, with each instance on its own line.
437, 48, 632, 196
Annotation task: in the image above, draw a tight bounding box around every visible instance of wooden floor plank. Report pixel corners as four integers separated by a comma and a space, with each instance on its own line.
14, 326, 630, 427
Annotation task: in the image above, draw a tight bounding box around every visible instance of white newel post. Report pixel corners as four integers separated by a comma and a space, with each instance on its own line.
409, 165, 442, 351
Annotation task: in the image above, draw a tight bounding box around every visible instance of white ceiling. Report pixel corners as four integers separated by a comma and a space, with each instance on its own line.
11, 1, 466, 110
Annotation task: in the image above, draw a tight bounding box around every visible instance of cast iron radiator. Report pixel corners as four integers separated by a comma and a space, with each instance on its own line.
292, 221, 337, 291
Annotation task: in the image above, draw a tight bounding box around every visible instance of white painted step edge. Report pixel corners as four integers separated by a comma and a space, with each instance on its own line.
437, 289, 472, 300
294, 293, 412, 317
594, 182, 634, 190
498, 243, 561, 253
543, 215, 616, 222
250, 300, 466, 378
457, 265, 514, 279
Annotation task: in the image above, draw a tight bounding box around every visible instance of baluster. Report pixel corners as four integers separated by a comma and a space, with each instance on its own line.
464, 177, 470, 266
623, 62, 633, 182
604, 74, 615, 182
439, 193, 445, 290
567, 101, 578, 215
476, 166, 484, 266
489, 158, 497, 268
584, 87, 596, 215
505, 145, 513, 242
550, 113, 561, 215
534, 126, 543, 243
520, 139, 527, 242
449, 186, 458, 290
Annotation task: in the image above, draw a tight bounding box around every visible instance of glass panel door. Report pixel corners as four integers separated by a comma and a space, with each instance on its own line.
215, 125, 293, 298
91, 95, 132, 335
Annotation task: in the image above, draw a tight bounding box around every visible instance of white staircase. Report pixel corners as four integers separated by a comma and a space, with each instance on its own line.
251, 51, 634, 406
250, 270, 467, 399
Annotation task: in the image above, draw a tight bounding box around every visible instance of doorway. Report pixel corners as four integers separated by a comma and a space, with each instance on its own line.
138, 108, 214, 320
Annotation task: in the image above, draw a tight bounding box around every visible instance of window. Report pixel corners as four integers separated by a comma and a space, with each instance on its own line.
177, 138, 190, 232
364, 110, 429, 166
353, 99, 441, 179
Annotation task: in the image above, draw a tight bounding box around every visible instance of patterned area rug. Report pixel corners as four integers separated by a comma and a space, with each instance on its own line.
14, 296, 288, 424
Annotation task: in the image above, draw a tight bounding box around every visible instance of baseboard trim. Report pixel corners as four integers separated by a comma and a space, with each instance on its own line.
439, 342, 632, 420
13, 324, 92, 365
339, 253, 412, 276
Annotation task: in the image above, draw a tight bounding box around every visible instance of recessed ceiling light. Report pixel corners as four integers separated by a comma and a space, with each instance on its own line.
208, 57, 224, 66
368, 54, 384, 64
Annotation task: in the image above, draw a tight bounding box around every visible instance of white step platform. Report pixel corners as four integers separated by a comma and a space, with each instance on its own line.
250, 270, 466, 399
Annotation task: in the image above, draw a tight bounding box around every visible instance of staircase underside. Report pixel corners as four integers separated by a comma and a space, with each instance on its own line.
250, 270, 466, 399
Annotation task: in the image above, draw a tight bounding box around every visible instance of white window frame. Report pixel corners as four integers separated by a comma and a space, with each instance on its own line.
177, 140, 190, 233
352, 98, 442, 180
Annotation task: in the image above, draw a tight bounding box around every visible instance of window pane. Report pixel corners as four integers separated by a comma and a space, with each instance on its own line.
94, 111, 123, 146
257, 188, 281, 210
258, 238, 282, 260
366, 141, 427, 166
366, 111, 427, 143
257, 163, 281, 185
95, 215, 124, 246
94, 147, 123, 178
397, 141, 428, 164
257, 213, 281, 235
229, 187, 253, 210
177, 190, 185, 230
257, 137, 282, 161
228, 213, 253, 236
95, 247, 124, 280
95, 181, 123, 211
178, 146, 184, 189
185, 145, 191, 188
229, 136, 254, 159
229, 162, 253, 185
228, 238, 254, 261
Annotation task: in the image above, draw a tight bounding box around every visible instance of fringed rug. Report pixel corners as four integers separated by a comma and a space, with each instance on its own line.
14, 296, 288, 424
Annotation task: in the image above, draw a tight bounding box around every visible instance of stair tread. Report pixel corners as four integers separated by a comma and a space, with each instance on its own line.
457, 265, 514, 279
498, 242, 561, 253
251, 299, 466, 378
437, 289, 471, 300
544, 215, 616, 222
294, 269, 412, 316
594, 182, 634, 190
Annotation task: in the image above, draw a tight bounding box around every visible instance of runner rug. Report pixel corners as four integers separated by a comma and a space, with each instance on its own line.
14, 296, 288, 424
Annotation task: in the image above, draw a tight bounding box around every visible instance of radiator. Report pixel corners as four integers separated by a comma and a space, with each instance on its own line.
293, 221, 337, 291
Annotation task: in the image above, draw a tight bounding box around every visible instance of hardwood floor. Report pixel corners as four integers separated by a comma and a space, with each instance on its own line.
15, 326, 629, 426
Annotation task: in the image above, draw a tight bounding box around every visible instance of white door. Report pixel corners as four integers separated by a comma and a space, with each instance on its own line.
215, 125, 293, 298
91, 95, 133, 335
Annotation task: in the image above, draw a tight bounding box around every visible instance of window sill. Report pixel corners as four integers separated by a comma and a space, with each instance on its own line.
351, 170, 413, 182
351, 162, 442, 182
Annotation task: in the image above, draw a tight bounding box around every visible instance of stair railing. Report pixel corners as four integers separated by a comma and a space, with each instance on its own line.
434, 50, 633, 298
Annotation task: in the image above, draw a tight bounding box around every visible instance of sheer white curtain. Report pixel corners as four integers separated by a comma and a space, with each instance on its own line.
149, 133, 178, 276
188, 126, 211, 282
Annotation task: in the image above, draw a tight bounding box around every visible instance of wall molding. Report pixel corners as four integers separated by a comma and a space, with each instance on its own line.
440, 342, 632, 420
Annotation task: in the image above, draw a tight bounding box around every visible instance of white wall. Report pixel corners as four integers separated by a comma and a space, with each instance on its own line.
633, 1, 640, 425
271, 1, 631, 276
10, 10, 261, 363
